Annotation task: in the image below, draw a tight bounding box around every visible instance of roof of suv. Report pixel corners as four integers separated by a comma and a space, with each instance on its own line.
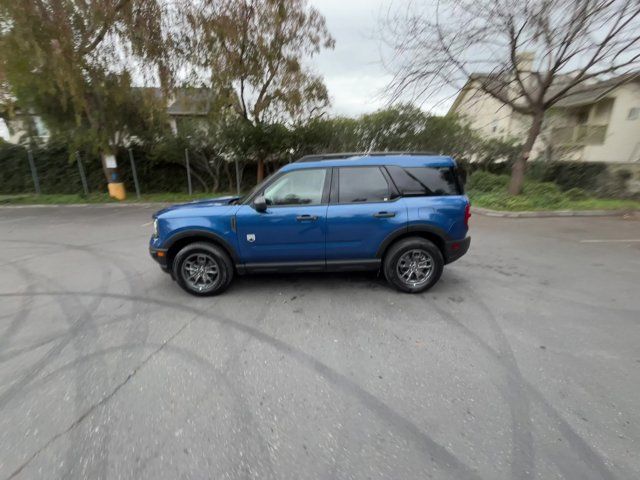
281, 152, 456, 172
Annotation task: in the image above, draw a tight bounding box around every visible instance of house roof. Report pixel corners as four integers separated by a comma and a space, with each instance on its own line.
141, 87, 213, 116
449, 71, 639, 113
552, 74, 639, 108
166, 89, 212, 116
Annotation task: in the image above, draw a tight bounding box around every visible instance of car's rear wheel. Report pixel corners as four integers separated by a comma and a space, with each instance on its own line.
173, 242, 233, 296
383, 237, 443, 293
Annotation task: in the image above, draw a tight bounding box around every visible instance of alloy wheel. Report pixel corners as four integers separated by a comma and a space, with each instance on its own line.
182, 253, 220, 292
396, 249, 434, 287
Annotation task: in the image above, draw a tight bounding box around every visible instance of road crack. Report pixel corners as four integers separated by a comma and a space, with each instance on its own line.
6, 320, 191, 480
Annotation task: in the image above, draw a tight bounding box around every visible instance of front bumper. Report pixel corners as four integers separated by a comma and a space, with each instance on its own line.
445, 236, 470, 264
149, 246, 169, 272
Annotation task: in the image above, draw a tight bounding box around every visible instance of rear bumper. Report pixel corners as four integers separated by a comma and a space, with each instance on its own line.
445, 236, 470, 264
149, 246, 170, 272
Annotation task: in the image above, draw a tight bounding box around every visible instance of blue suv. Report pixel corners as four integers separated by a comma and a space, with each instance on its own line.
150, 152, 470, 295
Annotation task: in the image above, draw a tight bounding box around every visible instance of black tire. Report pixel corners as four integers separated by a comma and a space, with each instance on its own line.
383, 237, 444, 293
173, 242, 234, 296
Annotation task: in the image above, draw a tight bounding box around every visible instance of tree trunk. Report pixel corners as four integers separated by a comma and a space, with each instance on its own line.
237, 163, 245, 191
224, 162, 234, 192
256, 157, 265, 183
212, 159, 222, 193
101, 151, 126, 200
189, 168, 209, 193
508, 110, 545, 195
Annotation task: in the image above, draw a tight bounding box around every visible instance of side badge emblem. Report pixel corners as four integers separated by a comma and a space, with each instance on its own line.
246, 234, 256, 243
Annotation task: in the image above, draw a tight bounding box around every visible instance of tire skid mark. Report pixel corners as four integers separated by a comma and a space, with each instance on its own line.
69, 240, 151, 480
0, 263, 36, 356
6, 322, 191, 480
0, 291, 483, 480
428, 295, 535, 480
0, 285, 107, 410
15, 263, 112, 480
462, 266, 640, 316
0, 237, 140, 480
133, 302, 277, 479
213, 294, 278, 480
426, 287, 620, 480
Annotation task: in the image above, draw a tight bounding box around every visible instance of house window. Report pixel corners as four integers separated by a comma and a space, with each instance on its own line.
628, 107, 640, 120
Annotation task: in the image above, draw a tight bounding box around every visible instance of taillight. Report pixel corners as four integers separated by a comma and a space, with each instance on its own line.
464, 203, 471, 227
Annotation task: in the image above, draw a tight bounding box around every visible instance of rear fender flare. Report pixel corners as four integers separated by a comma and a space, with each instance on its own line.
375, 225, 448, 258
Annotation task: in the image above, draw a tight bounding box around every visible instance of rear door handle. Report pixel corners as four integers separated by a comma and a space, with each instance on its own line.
296, 214, 318, 222
373, 211, 396, 218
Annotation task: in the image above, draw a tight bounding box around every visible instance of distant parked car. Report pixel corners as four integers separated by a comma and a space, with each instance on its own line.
149, 152, 471, 295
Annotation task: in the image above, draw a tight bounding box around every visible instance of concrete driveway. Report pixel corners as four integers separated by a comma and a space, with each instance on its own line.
0, 205, 639, 480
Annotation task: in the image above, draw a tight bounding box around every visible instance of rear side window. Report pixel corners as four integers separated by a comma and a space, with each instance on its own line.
338, 167, 390, 203
386, 166, 462, 196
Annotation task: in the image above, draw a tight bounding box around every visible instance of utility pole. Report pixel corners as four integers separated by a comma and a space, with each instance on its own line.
234, 159, 241, 195
75, 151, 89, 196
185, 148, 193, 195
128, 148, 141, 199
26, 148, 41, 195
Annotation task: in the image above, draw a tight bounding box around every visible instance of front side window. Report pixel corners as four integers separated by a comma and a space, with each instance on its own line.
263, 169, 327, 206
338, 167, 390, 203
387, 166, 462, 196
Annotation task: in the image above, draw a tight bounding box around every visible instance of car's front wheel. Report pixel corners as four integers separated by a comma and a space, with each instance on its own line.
173, 242, 234, 296
383, 237, 444, 293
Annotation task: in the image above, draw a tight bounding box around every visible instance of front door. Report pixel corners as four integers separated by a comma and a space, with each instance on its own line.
235, 168, 330, 266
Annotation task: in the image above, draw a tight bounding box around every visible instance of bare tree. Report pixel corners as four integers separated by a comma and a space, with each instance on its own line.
381, 0, 640, 194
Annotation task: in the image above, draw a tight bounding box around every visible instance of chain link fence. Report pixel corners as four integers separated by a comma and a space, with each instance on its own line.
0, 142, 269, 197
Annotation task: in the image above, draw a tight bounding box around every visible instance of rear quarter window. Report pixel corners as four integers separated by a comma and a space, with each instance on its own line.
386, 166, 462, 196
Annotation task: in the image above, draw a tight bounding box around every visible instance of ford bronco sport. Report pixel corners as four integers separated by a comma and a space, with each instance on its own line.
149, 152, 471, 296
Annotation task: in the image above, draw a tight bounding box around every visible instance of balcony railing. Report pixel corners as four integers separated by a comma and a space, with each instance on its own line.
550, 124, 608, 146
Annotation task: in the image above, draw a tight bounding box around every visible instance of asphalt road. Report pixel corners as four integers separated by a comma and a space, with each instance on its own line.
0, 205, 639, 480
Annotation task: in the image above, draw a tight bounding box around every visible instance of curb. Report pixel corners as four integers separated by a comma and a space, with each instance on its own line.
0, 202, 168, 209
471, 206, 638, 218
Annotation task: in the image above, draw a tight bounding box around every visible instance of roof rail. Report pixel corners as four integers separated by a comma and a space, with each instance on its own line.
296, 151, 439, 163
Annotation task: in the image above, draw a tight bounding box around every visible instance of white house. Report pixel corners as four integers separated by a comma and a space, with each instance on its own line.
449, 71, 640, 164
0, 88, 212, 144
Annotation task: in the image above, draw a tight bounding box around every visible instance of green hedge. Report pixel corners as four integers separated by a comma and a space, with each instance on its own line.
526, 161, 608, 191
2, 139, 636, 199
0, 141, 260, 195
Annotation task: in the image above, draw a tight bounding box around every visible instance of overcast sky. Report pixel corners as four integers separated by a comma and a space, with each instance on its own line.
308, 0, 395, 117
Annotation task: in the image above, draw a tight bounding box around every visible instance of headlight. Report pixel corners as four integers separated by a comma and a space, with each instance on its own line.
153, 219, 159, 238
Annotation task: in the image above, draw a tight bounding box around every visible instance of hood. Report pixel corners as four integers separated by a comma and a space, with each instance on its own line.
153, 195, 241, 218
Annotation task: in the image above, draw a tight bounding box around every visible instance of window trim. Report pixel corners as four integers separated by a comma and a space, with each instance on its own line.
244, 167, 331, 208
329, 165, 398, 205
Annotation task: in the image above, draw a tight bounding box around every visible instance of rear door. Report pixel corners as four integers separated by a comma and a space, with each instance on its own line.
386, 165, 469, 240
325, 166, 407, 262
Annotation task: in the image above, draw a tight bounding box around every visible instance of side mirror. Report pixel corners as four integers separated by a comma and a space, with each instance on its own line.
253, 196, 267, 213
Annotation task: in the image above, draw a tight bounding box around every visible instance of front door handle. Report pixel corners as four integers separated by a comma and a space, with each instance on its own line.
373, 211, 396, 218
296, 214, 318, 222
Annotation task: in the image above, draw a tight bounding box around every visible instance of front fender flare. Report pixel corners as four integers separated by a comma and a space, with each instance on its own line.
163, 229, 240, 264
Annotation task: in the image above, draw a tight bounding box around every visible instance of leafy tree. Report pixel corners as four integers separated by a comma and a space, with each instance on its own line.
382, 0, 640, 194
0, 0, 179, 196
291, 105, 486, 163
291, 116, 359, 156
186, 0, 335, 182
